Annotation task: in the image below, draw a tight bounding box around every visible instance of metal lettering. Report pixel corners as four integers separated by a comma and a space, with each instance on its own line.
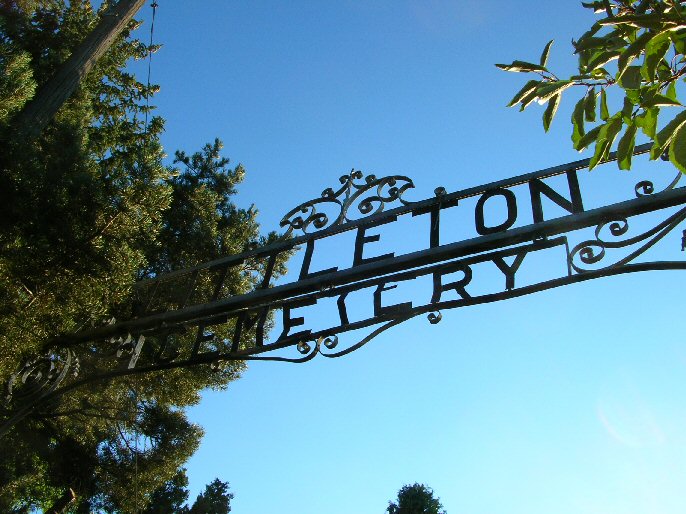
431, 262, 472, 303
373, 282, 412, 316
354, 217, 396, 266
529, 169, 584, 223
492, 251, 528, 290
475, 188, 518, 235
279, 298, 317, 341
299, 239, 338, 280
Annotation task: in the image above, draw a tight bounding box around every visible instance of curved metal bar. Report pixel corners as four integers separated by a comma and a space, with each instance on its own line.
318, 316, 415, 359
240, 340, 321, 363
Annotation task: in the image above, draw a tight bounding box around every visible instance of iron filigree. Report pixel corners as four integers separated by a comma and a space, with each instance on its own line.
5, 347, 76, 406
569, 206, 686, 273
634, 170, 683, 198
279, 169, 415, 237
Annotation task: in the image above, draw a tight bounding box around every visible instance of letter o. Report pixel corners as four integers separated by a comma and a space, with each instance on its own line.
475, 188, 517, 235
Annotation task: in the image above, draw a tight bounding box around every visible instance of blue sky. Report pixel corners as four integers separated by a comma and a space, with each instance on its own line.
129, 2, 686, 513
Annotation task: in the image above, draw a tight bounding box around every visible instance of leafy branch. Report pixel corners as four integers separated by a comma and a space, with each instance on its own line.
497, 0, 686, 171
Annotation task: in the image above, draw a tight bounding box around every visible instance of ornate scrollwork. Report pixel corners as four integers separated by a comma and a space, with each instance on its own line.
569, 207, 686, 273
279, 169, 415, 237
634, 171, 682, 198
427, 311, 442, 325
5, 347, 76, 406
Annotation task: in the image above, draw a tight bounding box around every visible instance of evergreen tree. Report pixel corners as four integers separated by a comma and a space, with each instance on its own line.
188, 478, 233, 514
0, 1, 286, 511
387, 483, 446, 514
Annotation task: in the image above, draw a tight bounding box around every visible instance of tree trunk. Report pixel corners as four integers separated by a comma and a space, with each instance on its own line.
11, 0, 146, 141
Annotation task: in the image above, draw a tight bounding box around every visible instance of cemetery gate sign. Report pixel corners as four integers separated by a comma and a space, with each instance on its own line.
3, 142, 686, 435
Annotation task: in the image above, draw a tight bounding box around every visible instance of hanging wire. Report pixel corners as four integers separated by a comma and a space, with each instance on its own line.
143, 2, 158, 143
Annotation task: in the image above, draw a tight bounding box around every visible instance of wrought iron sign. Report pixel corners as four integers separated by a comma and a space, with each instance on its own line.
3, 142, 686, 435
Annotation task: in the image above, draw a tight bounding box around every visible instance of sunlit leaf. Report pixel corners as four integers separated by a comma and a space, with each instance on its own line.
616, 31, 653, 80
617, 123, 637, 170
572, 96, 586, 146
576, 125, 602, 152
600, 89, 610, 120
669, 122, 686, 173
536, 80, 574, 103
643, 94, 682, 107
642, 31, 671, 81
599, 13, 675, 29
650, 109, 686, 159
584, 88, 597, 122
590, 115, 623, 169
586, 49, 621, 70
543, 94, 561, 132
619, 65, 642, 89
506, 80, 540, 107
670, 29, 686, 54
495, 60, 548, 73
666, 81, 678, 101
540, 40, 554, 67
518, 89, 539, 111
573, 36, 609, 53
635, 107, 658, 139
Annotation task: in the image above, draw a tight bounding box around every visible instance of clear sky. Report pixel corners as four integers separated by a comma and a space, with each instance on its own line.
129, 2, 686, 513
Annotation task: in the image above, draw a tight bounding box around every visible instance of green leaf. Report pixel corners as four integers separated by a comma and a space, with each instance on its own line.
600, 89, 610, 120
599, 13, 675, 29
572, 96, 587, 147
617, 123, 637, 169
635, 107, 659, 138
573, 36, 610, 53
576, 125, 602, 151
590, 67, 610, 79
585, 89, 597, 122
619, 65, 642, 89
495, 60, 548, 73
590, 115, 623, 169
622, 96, 635, 123
535, 80, 574, 103
669, 122, 686, 173
576, 22, 603, 44
616, 31, 654, 80
650, 109, 686, 159
506, 80, 540, 107
666, 81, 678, 101
581, 1, 606, 12
586, 50, 621, 71
642, 94, 682, 107
642, 31, 671, 81
540, 40, 554, 67
518, 89, 539, 111
543, 94, 562, 132
670, 29, 686, 55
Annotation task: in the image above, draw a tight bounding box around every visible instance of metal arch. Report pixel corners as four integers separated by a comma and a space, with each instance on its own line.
3, 141, 686, 437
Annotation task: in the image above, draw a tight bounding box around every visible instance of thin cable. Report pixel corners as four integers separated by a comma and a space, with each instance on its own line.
143, 2, 158, 142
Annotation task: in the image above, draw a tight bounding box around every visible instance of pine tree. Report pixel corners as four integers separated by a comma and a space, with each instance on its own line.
0, 2, 286, 510
387, 483, 446, 514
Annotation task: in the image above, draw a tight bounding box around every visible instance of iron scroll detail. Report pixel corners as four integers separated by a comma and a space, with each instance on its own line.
279, 169, 415, 237
569, 206, 686, 273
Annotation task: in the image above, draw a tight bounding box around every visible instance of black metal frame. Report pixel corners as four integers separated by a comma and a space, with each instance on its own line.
3, 142, 685, 437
